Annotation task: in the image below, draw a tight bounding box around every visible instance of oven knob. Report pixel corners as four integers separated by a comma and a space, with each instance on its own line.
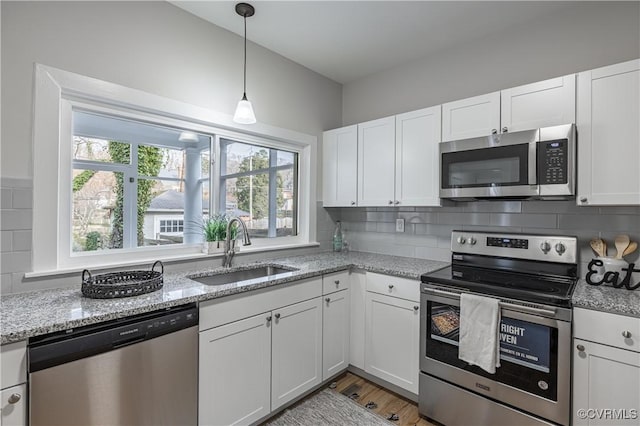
468, 237, 476, 246
457, 236, 466, 245
555, 243, 566, 255
540, 241, 551, 254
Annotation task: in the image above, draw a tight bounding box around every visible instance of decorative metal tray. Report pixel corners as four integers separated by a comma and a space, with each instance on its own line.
81, 261, 164, 299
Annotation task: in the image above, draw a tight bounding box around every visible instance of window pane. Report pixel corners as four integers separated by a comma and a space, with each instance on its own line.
201, 151, 210, 179
72, 170, 121, 252
73, 137, 130, 163
221, 140, 269, 176
140, 179, 184, 246
277, 150, 295, 166
223, 174, 269, 238
277, 168, 296, 236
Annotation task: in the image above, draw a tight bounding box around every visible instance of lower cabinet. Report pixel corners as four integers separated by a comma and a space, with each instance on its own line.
364, 291, 420, 394
1, 385, 27, 426
271, 297, 323, 410
322, 289, 350, 380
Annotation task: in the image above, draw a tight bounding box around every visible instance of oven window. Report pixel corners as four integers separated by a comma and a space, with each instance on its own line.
426, 301, 558, 400
441, 144, 529, 188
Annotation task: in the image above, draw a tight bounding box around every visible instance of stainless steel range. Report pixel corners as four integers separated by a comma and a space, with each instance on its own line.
419, 231, 578, 426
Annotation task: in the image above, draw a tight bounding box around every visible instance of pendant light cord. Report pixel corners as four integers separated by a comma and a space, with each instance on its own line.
243, 13, 247, 98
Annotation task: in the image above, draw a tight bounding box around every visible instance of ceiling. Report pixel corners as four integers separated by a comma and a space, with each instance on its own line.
170, 1, 573, 84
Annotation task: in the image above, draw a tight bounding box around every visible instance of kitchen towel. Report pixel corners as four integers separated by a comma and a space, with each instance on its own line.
458, 293, 501, 374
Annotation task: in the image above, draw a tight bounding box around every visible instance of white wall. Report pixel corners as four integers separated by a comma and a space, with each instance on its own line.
0, 1, 342, 178
342, 2, 640, 125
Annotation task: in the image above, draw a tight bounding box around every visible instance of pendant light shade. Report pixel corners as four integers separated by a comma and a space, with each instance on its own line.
233, 3, 256, 125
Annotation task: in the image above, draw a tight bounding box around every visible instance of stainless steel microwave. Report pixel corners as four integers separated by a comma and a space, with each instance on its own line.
439, 124, 575, 200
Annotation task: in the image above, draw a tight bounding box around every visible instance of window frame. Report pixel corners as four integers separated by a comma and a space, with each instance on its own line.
31, 64, 317, 275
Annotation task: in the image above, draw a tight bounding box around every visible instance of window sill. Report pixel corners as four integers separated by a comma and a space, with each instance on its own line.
24, 242, 321, 279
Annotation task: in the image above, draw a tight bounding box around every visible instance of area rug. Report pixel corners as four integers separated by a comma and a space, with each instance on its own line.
265, 388, 393, 426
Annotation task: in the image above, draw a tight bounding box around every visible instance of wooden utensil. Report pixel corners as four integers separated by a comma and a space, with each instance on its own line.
623, 241, 638, 257
590, 238, 606, 257
614, 234, 630, 259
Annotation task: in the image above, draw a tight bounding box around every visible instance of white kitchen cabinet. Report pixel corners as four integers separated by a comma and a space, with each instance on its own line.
350, 270, 366, 370
573, 308, 640, 426
501, 74, 575, 133
357, 116, 396, 206
442, 92, 501, 141
199, 313, 272, 426
365, 291, 421, 394
442, 75, 576, 142
322, 289, 350, 380
271, 297, 323, 410
1, 385, 27, 426
395, 106, 442, 206
322, 125, 358, 207
577, 59, 640, 206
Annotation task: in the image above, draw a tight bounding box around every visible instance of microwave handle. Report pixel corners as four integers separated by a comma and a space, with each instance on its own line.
423, 287, 556, 317
528, 141, 537, 185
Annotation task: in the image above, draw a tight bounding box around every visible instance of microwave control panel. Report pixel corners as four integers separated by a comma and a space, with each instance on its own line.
538, 139, 568, 185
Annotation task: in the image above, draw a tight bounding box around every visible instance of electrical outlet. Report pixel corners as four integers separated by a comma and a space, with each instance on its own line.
396, 219, 405, 233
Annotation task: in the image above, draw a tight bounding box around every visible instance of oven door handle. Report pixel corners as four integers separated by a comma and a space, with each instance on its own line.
423, 287, 557, 317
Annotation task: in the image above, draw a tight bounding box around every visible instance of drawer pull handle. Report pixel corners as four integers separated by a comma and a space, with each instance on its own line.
388, 284, 394, 290
275, 313, 281, 320
266, 316, 272, 322
325, 297, 331, 303
8, 393, 21, 404
576, 344, 585, 352
414, 306, 419, 311
622, 330, 632, 339
335, 280, 340, 285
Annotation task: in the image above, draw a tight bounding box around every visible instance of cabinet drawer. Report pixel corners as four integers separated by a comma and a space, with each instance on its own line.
366, 272, 419, 302
1, 383, 27, 425
574, 308, 640, 353
199, 277, 322, 331
1, 342, 27, 390
323, 271, 350, 295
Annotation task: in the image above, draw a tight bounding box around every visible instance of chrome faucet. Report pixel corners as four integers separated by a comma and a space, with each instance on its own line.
222, 217, 252, 268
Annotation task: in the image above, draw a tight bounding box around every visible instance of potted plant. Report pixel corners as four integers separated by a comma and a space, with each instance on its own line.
201, 214, 227, 254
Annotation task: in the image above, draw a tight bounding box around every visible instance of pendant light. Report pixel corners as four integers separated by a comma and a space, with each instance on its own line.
233, 2, 257, 124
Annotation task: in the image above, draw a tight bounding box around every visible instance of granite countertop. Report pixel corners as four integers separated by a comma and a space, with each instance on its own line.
571, 279, 640, 318
0, 251, 448, 345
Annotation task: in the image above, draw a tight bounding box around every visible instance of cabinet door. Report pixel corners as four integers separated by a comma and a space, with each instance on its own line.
350, 271, 366, 370
1, 384, 27, 426
199, 313, 271, 426
501, 74, 575, 133
323, 289, 350, 380
357, 116, 396, 206
322, 125, 358, 207
365, 292, 420, 394
442, 92, 500, 141
272, 297, 322, 410
395, 106, 442, 207
573, 339, 640, 426
577, 59, 640, 206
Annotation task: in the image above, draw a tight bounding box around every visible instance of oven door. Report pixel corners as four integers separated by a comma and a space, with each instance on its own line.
440, 129, 539, 199
420, 286, 571, 425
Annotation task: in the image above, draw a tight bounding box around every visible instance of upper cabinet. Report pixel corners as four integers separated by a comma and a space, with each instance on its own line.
358, 116, 397, 206
395, 106, 442, 206
442, 75, 576, 141
577, 59, 640, 206
322, 125, 358, 207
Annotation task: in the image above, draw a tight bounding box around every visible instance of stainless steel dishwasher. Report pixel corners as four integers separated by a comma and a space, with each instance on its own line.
28, 303, 198, 426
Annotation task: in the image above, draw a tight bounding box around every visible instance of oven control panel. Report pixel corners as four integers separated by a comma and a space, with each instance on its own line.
451, 231, 577, 264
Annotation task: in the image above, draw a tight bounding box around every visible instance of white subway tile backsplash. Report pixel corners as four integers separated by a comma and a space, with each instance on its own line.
12, 189, 33, 209
1, 251, 31, 274
12, 230, 32, 251
558, 214, 640, 232
464, 201, 522, 213
437, 212, 491, 226
1, 273, 12, 294
1, 231, 12, 252
490, 213, 557, 228
1, 210, 32, 231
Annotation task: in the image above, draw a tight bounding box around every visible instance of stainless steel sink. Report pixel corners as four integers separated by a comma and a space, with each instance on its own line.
190, 265, 297, 286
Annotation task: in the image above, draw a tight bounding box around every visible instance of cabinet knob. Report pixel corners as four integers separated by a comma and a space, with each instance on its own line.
7, 393, 21, 404
275, 313, 281, 319
394, 200, 400, 205
266, 316, 272, 322
388, 200, 393, 205
502, 126, 508, 133
576, 344, 585, 352
414, 306, 419, 311
334, 280, 340, 285
351, 201, 356, 206
491, 128, 498, 135
580, 197, 588, 203
622, 330, 632, 339
325, 297, 331, 303
388, 284, 394, 290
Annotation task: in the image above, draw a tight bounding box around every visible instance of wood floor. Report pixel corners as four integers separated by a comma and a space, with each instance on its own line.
331, 372, 436, 426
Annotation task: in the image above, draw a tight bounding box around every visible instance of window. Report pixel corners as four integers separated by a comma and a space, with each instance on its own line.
31, 64, 316, 274
219, 139, 298, 239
